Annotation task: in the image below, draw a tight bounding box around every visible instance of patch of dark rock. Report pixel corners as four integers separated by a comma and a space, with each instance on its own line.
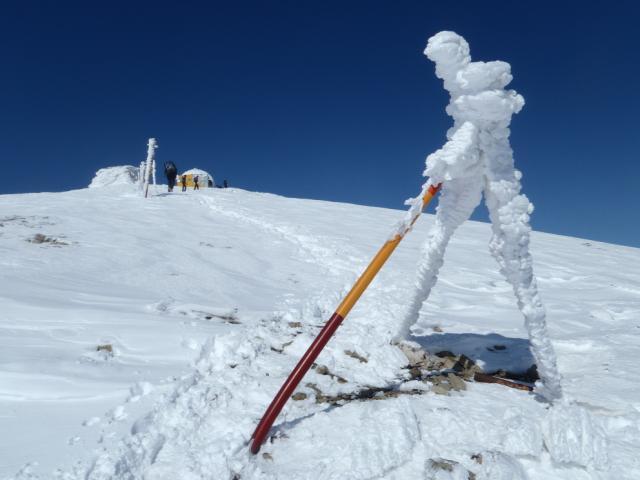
435, 350, 456, 358
287, 322, 302, 328
344, 350, 368, 363
429, 373, 467, 395
1, 215, 54, 228
490, 364, 538, 383
473, 373, 533, 391
399, 342, 534, 392
198, 309, 240, 324
312, 364, 348, 383
94, 344, 114, 361
262, 453, 273, 461
513, 364, 539, 383
199, 242, 232, 249
291, 392, 307, 401
305, 382, 424, 405
429, 459, 455, 472
28, 233, 69, 246
96, 344, 113, 355
452, 354, 483, 380
427, 458, 476, 479
0, 215, 28, 227
304, 343, 536, 407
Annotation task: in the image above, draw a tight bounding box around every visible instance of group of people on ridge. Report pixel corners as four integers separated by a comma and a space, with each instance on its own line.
163, 161, 227, 192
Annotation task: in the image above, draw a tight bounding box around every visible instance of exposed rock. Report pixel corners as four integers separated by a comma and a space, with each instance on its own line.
96, 344, 113, 354
312, 364, 347, 383
425, 458, 476, 478
453, 354, 483, 380
432, 384, 451, 396
447, 373, 467, 391
428, 459, 455, 472
397, 342, 430, 366
344, 350, 368, 363
28, 233, 69, 246
435, 350, 456, 359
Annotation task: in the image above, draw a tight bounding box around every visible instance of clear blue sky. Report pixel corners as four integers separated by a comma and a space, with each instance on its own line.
1, 1, 638, 247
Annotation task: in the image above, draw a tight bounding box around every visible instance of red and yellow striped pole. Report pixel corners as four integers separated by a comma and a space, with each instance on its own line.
250, 183, 442, 454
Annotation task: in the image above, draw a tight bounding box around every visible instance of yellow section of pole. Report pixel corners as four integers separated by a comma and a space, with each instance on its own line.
335, 183, 441, 318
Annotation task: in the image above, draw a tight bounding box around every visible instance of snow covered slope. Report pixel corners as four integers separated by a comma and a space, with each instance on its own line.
1, 185, 639, 479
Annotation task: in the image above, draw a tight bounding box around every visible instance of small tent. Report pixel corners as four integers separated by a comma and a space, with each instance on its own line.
177, 168, 214, 189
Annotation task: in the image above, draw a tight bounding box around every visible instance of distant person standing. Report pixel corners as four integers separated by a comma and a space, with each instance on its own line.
181, 174, 187, 192
223, 179, 228, 188
164, 161, 177, 192
193, 175, 200, 190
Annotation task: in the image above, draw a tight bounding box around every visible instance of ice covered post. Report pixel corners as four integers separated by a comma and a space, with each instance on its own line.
400, 31, 562, 401
138, 161, 145, 190
142, 138, 158, 198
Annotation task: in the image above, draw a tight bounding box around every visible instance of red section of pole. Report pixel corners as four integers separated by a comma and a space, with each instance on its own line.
250, 312, 344, 454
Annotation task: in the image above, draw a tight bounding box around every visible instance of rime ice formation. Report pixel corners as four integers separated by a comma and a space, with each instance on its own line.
138, 161, 145, 188
142, 138, 158, 196
89, 165, 139, 188
401, 31, 562, 401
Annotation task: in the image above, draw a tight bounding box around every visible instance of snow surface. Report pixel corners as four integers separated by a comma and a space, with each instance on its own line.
1, 184, 639, 479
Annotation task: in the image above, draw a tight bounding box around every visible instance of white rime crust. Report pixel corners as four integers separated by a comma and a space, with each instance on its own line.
402, 31, 563, 402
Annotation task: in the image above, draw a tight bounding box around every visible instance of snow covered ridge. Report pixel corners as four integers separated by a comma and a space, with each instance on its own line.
89, 165, 139, 188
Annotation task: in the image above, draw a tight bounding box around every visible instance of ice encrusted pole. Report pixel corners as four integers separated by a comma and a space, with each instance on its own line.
138, 161, 146, 190
142, 138, 158, 198
401, 31, 562, 401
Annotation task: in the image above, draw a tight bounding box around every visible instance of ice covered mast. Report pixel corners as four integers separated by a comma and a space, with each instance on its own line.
401, 31, 562, 401
142, 138, 158, 198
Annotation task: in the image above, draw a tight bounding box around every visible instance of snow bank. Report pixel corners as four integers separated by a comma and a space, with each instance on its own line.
89, 166, 139, 188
